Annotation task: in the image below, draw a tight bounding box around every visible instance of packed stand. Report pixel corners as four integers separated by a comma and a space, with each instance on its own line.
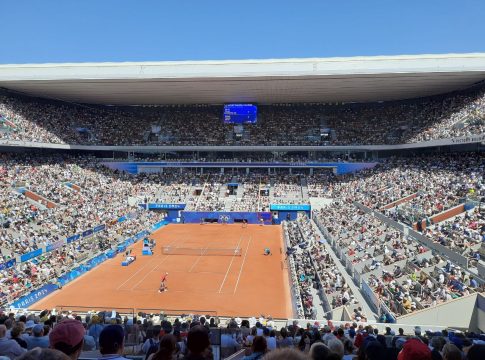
1, 309, 485, 360
0, 85, 484, 146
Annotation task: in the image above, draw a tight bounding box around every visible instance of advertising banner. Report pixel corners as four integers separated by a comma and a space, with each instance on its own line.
46, 240, 65, 252
20, 249, 43, 262
66, 234, 81, 243
10, 284, 58, 308
0, 258, 16, 271
93, 224, 106, 233
82, 229, 93, 238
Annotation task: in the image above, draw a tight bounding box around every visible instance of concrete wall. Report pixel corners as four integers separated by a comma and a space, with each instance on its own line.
470, 293, 485, 333
25, 190, 56, 208
396, 293, 477, 330
414, 204, 465, 231
381, 193, 418, 210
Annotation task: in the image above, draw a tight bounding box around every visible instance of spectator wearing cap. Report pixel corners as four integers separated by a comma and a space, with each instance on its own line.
49, 319, 85, 360
0, 324, 26, 359
398, 338, 432, 360
391, 328, 406, 348
26, 324, 49, 350
21, 320, 36, 340
81, 323, 96, 351
98, 325, 128, 360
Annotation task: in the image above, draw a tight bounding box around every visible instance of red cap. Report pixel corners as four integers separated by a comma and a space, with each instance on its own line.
398, 339, 431, 360
49, 319, 85, 347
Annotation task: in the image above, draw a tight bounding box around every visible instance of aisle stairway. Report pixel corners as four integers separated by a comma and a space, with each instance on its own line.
310, 218, 378, 321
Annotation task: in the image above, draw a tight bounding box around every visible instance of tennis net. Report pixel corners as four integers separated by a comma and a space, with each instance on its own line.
161, 246, 242, 256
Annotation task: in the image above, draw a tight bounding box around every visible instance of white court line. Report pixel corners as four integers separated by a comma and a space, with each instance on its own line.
233, 235, 252, 295
116, 236, 182, 290
129, 253, 172, 290
188, 247, 210, 273
129, 236, 191, 291
217, 234, 244, 294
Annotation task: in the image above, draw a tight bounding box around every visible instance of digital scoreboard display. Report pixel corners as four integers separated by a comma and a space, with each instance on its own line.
223, 104, 257, 124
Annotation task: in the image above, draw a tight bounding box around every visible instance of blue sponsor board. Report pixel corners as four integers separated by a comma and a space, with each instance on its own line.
270, 204, 311, 211
102, 161, 378, 175
46, 240, 65, 252
66, 234, 81, 243
182, 211, 272, 224
82, 229, 94, 238
10, 283, 58, 308
10, 217, 165, 308
145, 203, 186, 210
134, 230, 149, 241
0, 258, 16, 271
127, 212, 138, 220
151, 220, 169, 231
93, 224, 106, 233
20, 248, 43, 262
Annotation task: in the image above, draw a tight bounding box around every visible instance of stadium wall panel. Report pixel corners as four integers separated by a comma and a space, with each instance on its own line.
181, 211, 272, 224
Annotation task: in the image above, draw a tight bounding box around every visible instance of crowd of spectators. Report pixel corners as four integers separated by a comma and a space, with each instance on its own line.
311, 152, 485, 319
283, 214, 366, 322
0, 154, 171, 306
1, 308, 485, 360
1, 85, 484, 147
0, 149, 484, 340
424, 208, 484, 267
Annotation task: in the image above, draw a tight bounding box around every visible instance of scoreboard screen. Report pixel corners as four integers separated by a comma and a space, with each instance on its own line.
223, 104, 257, 124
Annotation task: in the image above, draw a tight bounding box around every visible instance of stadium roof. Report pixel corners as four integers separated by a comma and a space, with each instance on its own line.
1, 53, 485, 105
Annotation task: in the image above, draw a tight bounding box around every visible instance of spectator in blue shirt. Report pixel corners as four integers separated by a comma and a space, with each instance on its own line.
26, 325, 49, 350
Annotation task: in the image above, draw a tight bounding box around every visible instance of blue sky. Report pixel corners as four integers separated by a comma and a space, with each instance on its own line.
1, 0, 484, 64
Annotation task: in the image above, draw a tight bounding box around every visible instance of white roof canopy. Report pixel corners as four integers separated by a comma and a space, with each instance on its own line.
1, 53, 485, 105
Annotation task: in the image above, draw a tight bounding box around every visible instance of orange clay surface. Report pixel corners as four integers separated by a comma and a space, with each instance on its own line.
32, 224, 292, 318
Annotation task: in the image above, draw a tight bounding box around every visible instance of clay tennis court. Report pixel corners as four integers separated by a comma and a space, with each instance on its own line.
32, 224, 292, 318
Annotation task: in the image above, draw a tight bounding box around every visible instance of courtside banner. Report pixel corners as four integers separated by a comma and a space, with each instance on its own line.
20, 248, 43, 262
0, 258, 16, 270
270, 204, 311, 211
66, 234, 81, 243
134, 230, 149, 241
10, 283, 58, 308
82, 229, 94, 238
93, 224, 106, 233
46, 240, 65, 252
147, 203, 186, 210
151, 220, 169, 231
182, 211, 272, 224
102, 161, 378, 175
